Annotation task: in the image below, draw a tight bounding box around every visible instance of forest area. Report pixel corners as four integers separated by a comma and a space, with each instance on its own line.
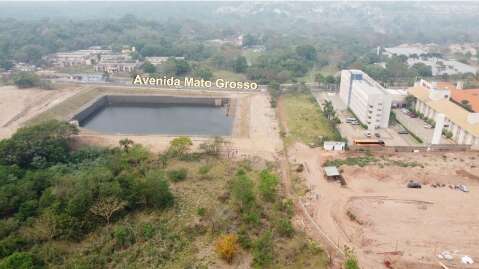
0, 120, 330, 268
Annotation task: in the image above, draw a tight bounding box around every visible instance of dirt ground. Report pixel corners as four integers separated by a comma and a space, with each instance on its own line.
289, 144, 479, 269
0, 86, 80, 139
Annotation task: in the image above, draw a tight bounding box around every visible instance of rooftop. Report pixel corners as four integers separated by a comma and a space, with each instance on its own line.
435, 82, 479, 113
324, 166, 340, 177
408, 84, 479, 136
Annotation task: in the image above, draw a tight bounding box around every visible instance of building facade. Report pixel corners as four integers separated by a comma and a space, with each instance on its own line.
46, 48, 112, 67
339, 70, 392, 130
145, 56, 185, 66
95, 54, 139, 73
409, 80, 479, 145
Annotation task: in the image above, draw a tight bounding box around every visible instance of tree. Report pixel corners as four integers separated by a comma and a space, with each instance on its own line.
215, 234, 239, 264
12, 72, 41, 89
119, 138, 134, 152
174, 59, 191, 75
89, 197, 127, 224
0, 60, 13, 70
143, 173, 174, 209
295, 45, 317, 62
168, 136, 193, 157
192, 66, 213, 80
411, 62, 432, 77
405, 95, 416, 110
142, 61, 157, 74
322, 100, 336, 120
233, 56, 248, 73
242, 34, 259, 47
0, 252, 35, 269
0, 120, 78, 168
460, 100, 473, 111
314, 72, 324, 84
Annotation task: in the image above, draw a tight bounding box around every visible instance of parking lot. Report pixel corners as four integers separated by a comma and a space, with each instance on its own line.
394, 108, 453, 144
313, 92, 421, 146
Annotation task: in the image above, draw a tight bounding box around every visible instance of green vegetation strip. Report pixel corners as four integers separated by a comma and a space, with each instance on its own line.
282, 93, 341, 145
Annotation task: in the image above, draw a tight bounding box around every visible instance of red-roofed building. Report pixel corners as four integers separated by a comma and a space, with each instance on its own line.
434, 82, 479, 112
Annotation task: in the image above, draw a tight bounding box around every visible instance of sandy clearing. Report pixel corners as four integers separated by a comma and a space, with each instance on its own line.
289, 143, 479, 269
0, 86, 80, 139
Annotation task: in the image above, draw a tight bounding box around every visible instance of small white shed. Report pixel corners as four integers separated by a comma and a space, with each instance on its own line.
323, 141, 346, 151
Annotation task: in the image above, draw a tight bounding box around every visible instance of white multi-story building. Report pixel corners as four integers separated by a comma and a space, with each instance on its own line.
339, 70, 392, 130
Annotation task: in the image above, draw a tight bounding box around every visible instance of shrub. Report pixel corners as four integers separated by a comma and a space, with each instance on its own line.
237, 227, 252, 249
168, 136, 193, 157
196, 207, 206, 217
344, 246, 360, 269
258, 170, 279, 202
141, 223, 155, 240
275, 218, 294, 238
0, 236, 28, 259
114, 226, 135, 248
231, 173, 256, 211
253, 231, 274, 267
15, 200, 38, 221
198, 165, 212, 180
0, 252, 36, 269
167, 168, 188, 182
143, 175, 174, 209
215, 234, 239, 264
242, 209, 261, 226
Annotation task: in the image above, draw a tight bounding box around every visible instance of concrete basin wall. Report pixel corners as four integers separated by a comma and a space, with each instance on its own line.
72, 94, 229, 124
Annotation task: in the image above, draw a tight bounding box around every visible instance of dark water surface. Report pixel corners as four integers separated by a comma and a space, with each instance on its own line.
80, 104, 233, 136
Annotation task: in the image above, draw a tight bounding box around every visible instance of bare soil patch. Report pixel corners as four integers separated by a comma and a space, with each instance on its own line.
289, 144, 479, 269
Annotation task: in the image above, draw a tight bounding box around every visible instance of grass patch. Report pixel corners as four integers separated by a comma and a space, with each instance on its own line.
282, 93, 341, 145
324, 155, 377, 167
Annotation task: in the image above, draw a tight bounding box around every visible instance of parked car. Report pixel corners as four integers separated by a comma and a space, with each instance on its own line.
398, 130, 409, 134
375, 133, 381, 138
424, 124, 433, 129
365, 132, 372, 138
408, 112, 417, 118
457, 184, 469, 193
401, 108, 409, 114
407, 180, 422, 188
346, 117, 356, 122
350, 121, 359, 125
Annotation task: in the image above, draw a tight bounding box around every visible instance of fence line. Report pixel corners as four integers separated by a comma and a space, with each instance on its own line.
298, 200, 346, 257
